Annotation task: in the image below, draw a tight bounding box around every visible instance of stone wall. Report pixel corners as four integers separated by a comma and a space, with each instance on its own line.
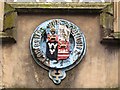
5, 0, 112, 2
0, 1, 4, 88
0, 2, 4, 32
1, 12, 119, 88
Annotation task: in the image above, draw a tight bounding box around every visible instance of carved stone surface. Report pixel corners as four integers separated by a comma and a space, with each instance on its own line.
0, 2, 119, 88
100, 3, 120, 43
0, 3, 17, 43
1, 2, 112, 43
5, 0, 112, 2
0, 2, 4, 32
1, 12, 119, 88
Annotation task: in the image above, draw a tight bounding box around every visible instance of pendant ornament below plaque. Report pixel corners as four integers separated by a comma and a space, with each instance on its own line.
30, 19, 86, 84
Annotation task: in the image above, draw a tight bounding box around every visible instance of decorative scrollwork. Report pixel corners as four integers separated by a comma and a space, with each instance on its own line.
49, 69, 66, 84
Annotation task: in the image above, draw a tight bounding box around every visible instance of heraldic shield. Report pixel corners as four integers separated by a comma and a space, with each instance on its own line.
30, 19, 86, 84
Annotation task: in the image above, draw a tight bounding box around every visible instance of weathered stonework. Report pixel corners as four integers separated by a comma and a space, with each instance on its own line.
0, 2, 4, 88
0, 3, 17, 43
5, 0, 113, 2
0, 2, 119, 89
0, 2, 113, 43
9, 2, 110, 9
100, 3, 120, 43
100, 3, 114, 38
0, 2, 4, 32
2, 12, 119, 88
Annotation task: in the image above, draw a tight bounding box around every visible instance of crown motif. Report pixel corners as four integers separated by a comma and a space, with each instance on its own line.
50, 27, 55, 32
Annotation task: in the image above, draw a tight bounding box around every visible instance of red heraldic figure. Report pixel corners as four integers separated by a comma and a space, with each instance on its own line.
57, 40, 70, 60
46, 25, 71, 61
57, 25, 71, 60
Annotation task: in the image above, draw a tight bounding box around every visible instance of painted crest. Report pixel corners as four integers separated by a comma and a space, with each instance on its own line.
30, 19, 86, 84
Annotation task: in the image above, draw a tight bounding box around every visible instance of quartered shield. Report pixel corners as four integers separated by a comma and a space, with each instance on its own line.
30, 19, 86, 84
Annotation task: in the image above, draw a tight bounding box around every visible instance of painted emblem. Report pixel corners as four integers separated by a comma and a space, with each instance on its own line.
30, 19, 86, 84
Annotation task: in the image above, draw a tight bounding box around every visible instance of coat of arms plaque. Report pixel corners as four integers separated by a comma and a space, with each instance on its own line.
30, 19, 86, 84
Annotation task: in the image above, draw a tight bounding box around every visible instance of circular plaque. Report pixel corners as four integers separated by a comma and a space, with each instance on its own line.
30, 19, 86, 84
